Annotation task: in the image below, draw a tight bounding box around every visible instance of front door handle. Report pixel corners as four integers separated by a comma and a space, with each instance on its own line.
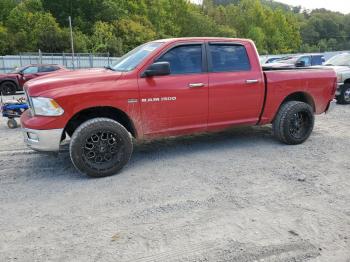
246, 79, 259, 84
189, 83, 205, 88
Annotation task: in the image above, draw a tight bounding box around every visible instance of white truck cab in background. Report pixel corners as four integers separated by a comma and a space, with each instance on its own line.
323, 53, 350, 104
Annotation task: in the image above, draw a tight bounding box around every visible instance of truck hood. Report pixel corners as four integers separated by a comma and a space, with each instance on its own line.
25, 68, 123, 97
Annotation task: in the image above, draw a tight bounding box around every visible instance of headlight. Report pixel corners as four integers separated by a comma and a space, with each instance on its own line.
337, 74, 342, 82
31, 97, 64, 116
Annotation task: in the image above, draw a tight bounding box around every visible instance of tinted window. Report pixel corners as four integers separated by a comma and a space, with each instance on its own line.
311, 56, 323, 65
22, 66, 38, 74
39, 66, 59, 72
298, 56, 311, 66
157, 45, 202, 75
209, 44, 251, 72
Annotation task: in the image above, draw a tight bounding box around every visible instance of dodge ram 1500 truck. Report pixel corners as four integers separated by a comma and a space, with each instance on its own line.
21, 38, 337, 177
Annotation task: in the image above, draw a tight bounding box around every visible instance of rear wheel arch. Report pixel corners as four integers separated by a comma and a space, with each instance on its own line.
279, 92, 315, 113
0, 79, 18, 86
64, 106, 138, 139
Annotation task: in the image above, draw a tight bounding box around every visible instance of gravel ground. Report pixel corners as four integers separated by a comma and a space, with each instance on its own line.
0, 101, 350, 262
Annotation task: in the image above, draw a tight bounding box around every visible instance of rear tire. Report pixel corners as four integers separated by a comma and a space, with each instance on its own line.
273, 101, 314, 145
0, 81, 17, 96
69, 118, 133, 177
336, 84, 350, 105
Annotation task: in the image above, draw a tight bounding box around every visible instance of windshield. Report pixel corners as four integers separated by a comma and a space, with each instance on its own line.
10, 66, 26, 73
325, 53, 350, 67
112, 42, 163, 72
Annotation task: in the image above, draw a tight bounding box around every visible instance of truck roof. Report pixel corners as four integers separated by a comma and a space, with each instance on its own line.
152, 37, 253, 43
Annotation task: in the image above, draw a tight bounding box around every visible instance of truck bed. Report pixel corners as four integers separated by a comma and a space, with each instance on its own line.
262, 66, 326, 71
259, 67, 336, 125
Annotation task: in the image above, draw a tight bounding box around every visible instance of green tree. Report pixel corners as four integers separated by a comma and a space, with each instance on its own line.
0, 24, 11, 54
90, 21, 122, 55
181, 6, 236, 37
0, 0, 16, 22
115, 15, 156, 53
247, 26, 266, 53
1, 0, 350, 56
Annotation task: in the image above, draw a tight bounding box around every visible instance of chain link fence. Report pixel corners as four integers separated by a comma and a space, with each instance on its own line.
0, 51, 120, 73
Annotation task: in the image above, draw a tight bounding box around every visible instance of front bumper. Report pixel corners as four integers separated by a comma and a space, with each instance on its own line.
325, 99, 337, 113
22, 128, 63, 152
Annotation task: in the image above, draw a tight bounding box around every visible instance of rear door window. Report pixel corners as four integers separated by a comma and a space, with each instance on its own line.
209, 44, 251, 72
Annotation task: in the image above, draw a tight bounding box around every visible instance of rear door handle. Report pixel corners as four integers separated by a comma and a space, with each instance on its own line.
189, 83, 205, 88
246, 79, 259, 84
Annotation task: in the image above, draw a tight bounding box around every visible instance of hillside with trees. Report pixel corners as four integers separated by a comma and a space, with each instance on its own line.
0, 0, 349, 56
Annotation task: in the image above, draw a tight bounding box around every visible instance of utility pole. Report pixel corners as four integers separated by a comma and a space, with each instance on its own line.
68, 16, 75, 69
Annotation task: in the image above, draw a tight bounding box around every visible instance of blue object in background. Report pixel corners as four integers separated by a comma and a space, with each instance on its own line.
1, 101, 29, 128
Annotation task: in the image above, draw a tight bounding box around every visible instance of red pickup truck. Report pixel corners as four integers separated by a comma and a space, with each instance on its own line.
21, 38, 336, 177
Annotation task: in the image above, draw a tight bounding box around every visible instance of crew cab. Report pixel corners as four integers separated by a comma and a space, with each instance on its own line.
21, 38, 337, 177
0, 64, 66, 95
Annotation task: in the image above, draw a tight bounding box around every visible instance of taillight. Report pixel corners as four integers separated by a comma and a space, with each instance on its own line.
331, 79, 337, 97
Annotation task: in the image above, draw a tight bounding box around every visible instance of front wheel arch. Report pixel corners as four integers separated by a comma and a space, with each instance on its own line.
64, 106, 138, 139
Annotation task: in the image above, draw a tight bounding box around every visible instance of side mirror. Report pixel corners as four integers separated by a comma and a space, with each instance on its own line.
142, 62, 170, 77
295, 61, 306, 67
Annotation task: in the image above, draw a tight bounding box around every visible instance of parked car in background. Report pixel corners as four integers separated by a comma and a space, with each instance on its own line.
322, 53, 350, 104
0, 64, 66, 95
260, 56, 284, 64
266, 57, 283, 64
265, 54, 325, 68
21, 37, 336, 177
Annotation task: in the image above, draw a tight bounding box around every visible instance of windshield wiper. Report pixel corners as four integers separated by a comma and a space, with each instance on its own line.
325, 63, 333, 66
104, 65, 115, 71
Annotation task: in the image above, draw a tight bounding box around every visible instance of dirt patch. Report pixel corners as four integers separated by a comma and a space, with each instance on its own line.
0, 105, 349, 261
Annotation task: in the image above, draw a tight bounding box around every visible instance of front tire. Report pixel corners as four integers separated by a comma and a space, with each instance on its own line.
69, 118, 133, 177
273, 101, 314, 145
336, 84, 350, 104
0, 81, 17, 96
